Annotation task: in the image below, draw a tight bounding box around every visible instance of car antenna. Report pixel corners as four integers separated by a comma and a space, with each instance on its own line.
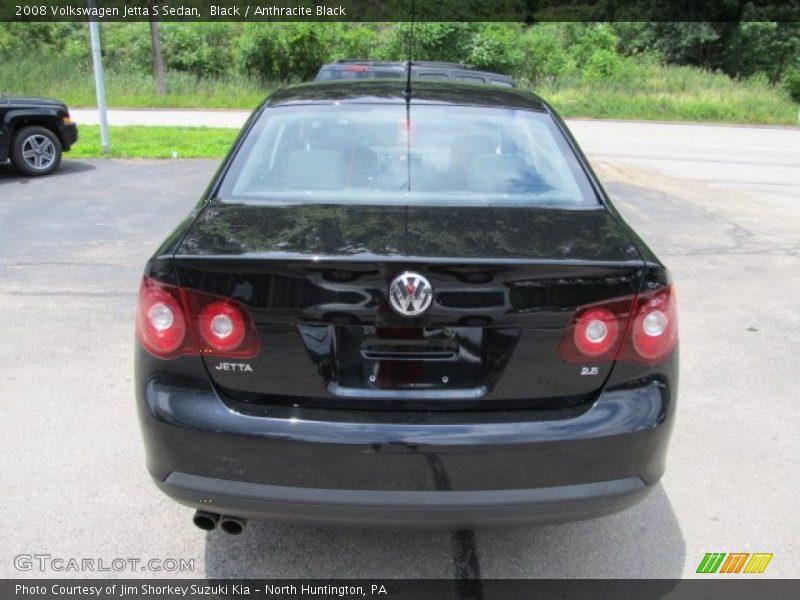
403, 0, 416, 98
403, 0, 415, 195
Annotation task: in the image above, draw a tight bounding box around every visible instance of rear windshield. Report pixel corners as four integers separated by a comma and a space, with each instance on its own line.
217, 104, 597, 207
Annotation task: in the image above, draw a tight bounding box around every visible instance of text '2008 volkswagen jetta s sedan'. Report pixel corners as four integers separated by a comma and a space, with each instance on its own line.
135, 80, 677, 533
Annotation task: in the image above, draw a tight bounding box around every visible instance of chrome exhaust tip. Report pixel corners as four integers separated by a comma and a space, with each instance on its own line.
219, 515, 247, 535
192, 510, 220, 531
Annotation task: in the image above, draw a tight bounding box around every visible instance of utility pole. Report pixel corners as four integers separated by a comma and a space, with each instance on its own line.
87, 0, 110, 154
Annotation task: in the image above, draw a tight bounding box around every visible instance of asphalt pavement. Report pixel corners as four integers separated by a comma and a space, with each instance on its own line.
0, 120, 798, 580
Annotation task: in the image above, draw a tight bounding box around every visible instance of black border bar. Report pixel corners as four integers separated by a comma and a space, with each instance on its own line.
3, 0, 800, 23
4, 579, 800, 600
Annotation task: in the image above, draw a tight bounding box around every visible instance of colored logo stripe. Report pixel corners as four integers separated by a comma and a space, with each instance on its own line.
719, 553, 749, 573
696, 552, 773, 574
697, 553, 726, 573
744, 553, 773, 574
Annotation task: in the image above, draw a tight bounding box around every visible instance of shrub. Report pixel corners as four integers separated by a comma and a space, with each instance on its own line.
582, 48, 623, 82
384, 23, 473, 63
564, 23, 619, 68
160, 23, 238, 78
327, 24, 381, 60
101, 23, 152, 74
466, 23, 522, 74
784, 69, 800, 102
236, 23, 328, 81
517, 24, 577, 85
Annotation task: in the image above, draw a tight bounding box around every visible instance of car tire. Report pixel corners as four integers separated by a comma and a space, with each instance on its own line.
10, 125, 62, 176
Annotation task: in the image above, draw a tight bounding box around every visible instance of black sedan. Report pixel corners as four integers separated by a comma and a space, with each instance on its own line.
0, 95, 78, 176
135, 80, 677, 532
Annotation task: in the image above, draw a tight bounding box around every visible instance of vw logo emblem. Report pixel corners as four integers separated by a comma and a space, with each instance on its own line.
388, 272, 433, 317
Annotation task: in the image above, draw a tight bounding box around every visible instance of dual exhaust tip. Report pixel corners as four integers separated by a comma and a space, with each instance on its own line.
193, 510, 246, 535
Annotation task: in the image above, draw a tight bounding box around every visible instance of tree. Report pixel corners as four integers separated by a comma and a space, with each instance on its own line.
725, 3, 800, 84
147, 0, 166, 95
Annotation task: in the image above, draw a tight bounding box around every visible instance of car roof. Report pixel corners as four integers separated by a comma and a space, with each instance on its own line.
265, 80, 549, 113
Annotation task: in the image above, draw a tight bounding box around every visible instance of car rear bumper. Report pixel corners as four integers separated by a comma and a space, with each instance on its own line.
158, 472, 650, 527
137, 363, 674, 527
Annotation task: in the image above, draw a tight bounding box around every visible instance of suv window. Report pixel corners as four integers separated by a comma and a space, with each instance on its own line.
316, 62, 515, 87
455, 75, 486, 84
416, 73, 450, 80
316, 66, 404, 81
219, 104, 596, 207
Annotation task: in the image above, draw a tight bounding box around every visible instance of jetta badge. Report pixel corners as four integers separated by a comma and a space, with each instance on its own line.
388, 272, 433, 317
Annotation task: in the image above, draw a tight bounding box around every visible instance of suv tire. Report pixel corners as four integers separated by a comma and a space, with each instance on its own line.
10, 125, 62, 176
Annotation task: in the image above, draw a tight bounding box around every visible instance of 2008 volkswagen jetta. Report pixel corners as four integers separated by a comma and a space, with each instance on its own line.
135, 80, 677, 533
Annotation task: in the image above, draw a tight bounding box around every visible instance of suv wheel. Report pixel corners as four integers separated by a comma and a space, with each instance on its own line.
10, 125, 62, 176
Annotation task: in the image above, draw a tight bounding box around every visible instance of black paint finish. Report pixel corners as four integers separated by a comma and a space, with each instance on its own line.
135, 80, 677, 526
170, 202, 646, 408
0, 95, 77, 161
177, 203, 641, 261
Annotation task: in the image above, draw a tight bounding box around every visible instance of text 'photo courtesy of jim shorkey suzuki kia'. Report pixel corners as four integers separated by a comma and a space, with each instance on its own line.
134, 76, 678, 534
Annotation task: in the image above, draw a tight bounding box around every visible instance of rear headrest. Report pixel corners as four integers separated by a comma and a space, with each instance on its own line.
449, 135, 495, 169
286, 150, 346, 190
467, 153, 534, 193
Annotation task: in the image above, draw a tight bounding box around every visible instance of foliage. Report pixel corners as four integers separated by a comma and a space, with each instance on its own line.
626, 22, 724, 68
1, 21, 797, 91
326, 24, 382, 61
237, 23, 329, 81
516, 25, 577, 84
101, 23, 152, 73
725, 18, 800, 84
159, 23, 239, 77
384, 22, 475, 63
784, 70, 800, 103
0, 54, 271, 108
0, 21, 797, 125
466, 23, 524, 73
538, 63, 798, 124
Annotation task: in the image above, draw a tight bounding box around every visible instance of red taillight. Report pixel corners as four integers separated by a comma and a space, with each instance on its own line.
136, 278, 191, 358
198, 300, 246, 353
558, 297, 632, 363
620, 286, 678, 365
135, 276, 259, 360
559, 285, 677, 366
343, 64, 369, 72
572, 307, 620, 357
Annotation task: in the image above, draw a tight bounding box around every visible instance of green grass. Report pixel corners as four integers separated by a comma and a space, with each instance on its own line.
538, 64, 799, 125
69, 125, 237, 158
0, 57, 273, 109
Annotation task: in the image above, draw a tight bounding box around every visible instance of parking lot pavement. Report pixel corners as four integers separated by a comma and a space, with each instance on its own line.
1, 123, 798, 580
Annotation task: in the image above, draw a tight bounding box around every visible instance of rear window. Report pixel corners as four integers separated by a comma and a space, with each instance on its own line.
218, 104, 597, 207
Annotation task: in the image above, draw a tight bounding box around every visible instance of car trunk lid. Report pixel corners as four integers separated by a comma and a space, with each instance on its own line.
173, 202, 644, 409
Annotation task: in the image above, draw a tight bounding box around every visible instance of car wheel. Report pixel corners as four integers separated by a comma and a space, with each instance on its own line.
10, 125, 62, 176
